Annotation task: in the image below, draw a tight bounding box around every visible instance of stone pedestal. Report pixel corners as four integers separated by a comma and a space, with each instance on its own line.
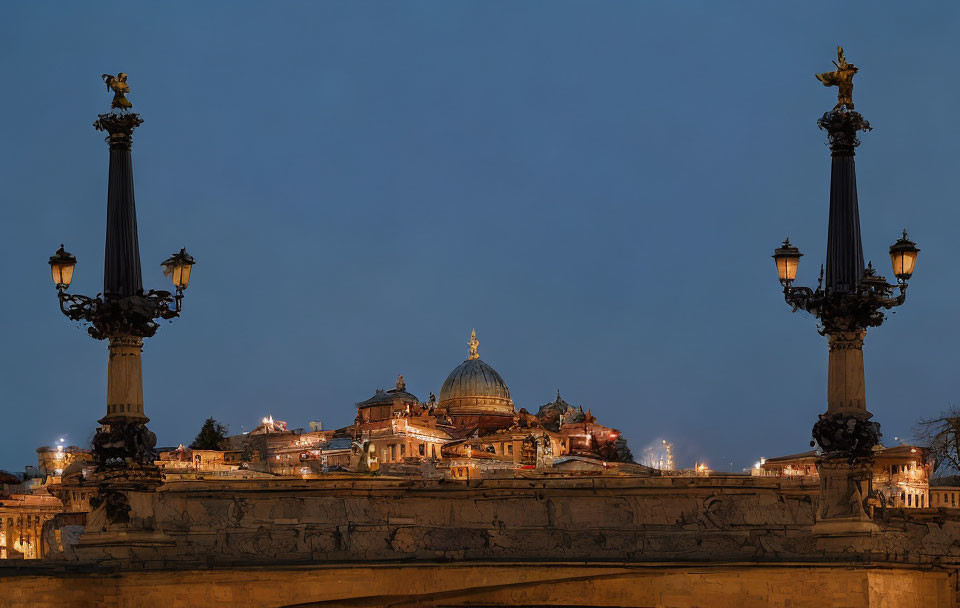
74, 467, 173, 560
813, 458, 878, 537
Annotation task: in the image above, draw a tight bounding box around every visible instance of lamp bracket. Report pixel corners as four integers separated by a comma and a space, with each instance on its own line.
57, 288, 182, 340
783, 273, 907, 334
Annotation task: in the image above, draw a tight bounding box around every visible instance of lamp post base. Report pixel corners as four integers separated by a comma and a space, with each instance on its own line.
813, 457, 878, 537
76, 466, 170, 561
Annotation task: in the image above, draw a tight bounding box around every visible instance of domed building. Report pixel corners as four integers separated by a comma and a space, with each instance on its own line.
438, 330, 515, 431
341, 330, 636, 475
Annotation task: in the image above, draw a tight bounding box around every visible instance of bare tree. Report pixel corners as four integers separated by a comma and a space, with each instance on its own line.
914, 406, 960, 475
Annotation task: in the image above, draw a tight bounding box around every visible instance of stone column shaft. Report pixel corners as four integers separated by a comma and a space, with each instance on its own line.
103, 334, 147, 422
826, 330, 867, 417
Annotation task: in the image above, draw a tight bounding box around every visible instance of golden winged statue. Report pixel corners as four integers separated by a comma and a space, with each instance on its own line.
816, 46, 858, 111
101, 73, 132, 110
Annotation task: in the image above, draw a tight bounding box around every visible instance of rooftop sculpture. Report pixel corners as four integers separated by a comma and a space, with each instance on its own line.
468, 328, 479, 360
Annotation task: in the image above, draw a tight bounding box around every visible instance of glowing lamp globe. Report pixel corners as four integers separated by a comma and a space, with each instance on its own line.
889, 230, 919, 282
48, 245, 76, 288
161, 248, 195, 290
773, 238, 802, 284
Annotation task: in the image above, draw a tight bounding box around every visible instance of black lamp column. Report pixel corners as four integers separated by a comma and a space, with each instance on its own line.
772, 52, 918, 536
50, 79, 195, 528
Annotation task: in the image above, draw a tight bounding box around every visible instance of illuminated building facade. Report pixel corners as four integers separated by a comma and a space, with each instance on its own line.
756, 444, 932, 508
346, 330, 635, 477
930, 480, 960, 509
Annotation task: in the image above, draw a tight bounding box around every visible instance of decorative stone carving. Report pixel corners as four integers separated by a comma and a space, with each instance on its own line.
88, 488, 131, 525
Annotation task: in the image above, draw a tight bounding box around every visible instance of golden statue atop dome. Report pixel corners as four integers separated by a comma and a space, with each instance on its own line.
816, 46, 858, 111
101, 73, 132, 110
468, 329, 479, 360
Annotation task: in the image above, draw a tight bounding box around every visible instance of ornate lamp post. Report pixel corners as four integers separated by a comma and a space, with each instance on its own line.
773, 47, 918, 535
49, 75, 194, 527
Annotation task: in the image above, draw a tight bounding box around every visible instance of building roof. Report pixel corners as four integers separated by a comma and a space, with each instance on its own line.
874, 444, 927, 458
356, 387, 420, 408
536, 391, 582, 431
763, 444, 929, 468
761, 451, 819, 465
930, 476, 960, 488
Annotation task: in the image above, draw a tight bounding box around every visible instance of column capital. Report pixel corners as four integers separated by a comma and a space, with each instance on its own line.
827, 330, 866, 350
93, 112, 143, 150
818, 109, 871, 155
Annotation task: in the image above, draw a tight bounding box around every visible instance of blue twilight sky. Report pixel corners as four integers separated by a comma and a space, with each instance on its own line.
1, 2, 959, 473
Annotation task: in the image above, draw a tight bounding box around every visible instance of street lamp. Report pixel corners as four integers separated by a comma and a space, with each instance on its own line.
772, 239, 802, 285
50, 74, 195, 481
161, 248, 195, 291
48, 245, 76, 289
889, 230, 919, 283
772, 47, 919, 534
161, 248, 195, 314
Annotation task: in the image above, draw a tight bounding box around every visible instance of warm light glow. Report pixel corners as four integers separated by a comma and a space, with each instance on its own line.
776, 257, 798, 282
889, 231, 919, 281
48, 245, 77, 288
890, 250, 917, 280
773, 239, 802, 283
161, 248, 195, 290
52, 263, 74, 287
172, 263, 192, 290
